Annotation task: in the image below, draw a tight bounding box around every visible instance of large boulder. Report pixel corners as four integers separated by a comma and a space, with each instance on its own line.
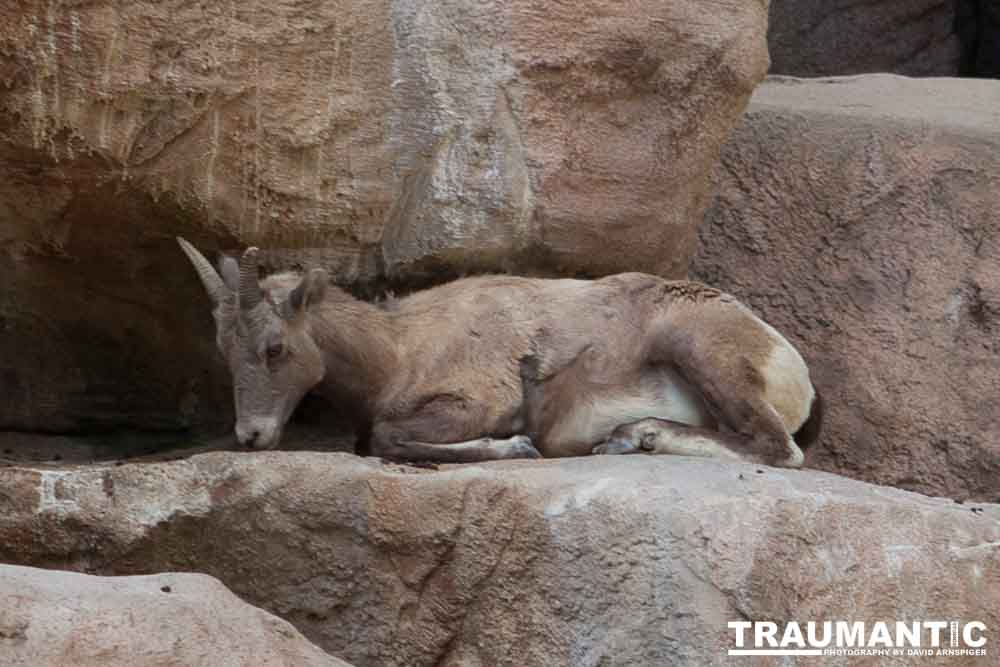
768, 0, 961, 77
1, 452, 998, 666
0, 563, 350, 666
692, 75, 1000, 503
0, 1, 768, 439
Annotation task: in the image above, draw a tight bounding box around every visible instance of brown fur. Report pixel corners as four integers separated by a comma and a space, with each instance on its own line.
288, 273, 811, 465
180, 240, 819, 466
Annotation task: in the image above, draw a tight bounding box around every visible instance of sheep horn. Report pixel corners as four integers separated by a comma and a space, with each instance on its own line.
176, 237, 229, 305
239, 246, 263, 312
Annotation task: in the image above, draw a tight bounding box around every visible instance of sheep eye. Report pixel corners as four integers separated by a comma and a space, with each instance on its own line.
265, 342, 284, 360
639, 432, 657, 450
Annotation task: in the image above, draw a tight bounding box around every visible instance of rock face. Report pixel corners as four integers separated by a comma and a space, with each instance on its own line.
0, 563, 350, 666
0, 1, 768, 439
2, 452, 998, 666
692, 75, 1000, 503
768, 0, 961, 77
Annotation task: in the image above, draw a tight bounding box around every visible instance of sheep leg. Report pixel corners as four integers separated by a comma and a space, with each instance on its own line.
370, 414, 541, 462
652, 330, 804, 468
593, 418, 759, 463
696, 393, 803, 467
388, 435, 542, 463
369, 391, 543, 463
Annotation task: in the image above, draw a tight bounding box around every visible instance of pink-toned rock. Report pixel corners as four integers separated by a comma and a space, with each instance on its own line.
1, 452, 998, 666
693, 74, 1000, 503
0, 0, 768, 439
0, 564, 350, 666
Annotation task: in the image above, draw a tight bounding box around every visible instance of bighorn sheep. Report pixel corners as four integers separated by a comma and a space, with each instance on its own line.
178, 238, 821, 467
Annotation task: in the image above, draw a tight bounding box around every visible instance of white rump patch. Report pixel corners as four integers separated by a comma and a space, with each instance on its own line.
758, 319, 815, 433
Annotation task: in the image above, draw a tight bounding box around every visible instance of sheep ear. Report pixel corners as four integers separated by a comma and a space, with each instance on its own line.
287, 269, 328, 316
219, 256, 239, 292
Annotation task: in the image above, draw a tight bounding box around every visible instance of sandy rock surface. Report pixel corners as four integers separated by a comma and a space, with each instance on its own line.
0, 563, 350, 666
2, 452, 997, 666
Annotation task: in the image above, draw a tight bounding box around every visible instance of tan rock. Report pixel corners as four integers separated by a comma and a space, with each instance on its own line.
1, 452, 998, 666
693, 74, 1000, 503
0, 0, 768, 437
0, 563, 350, 666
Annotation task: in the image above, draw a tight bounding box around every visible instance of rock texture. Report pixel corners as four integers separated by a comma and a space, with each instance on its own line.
692, 75, 1000, 503
768, 0, 961, 77
0, 1, 768, 439
2, 452, 998, 666
0, 563, 349, 666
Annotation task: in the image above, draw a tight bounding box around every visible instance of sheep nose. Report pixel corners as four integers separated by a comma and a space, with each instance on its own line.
236, 427, 261, 449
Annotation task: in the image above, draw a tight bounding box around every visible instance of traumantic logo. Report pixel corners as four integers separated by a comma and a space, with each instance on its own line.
728, 621, 987, 658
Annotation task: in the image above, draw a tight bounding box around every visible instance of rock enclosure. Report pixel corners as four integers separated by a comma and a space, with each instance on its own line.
693, 74, 1000, 503
0, 563, 350, 666
1, 4, 998, 666
1, 453, 997, 667
0, 0, 768, 440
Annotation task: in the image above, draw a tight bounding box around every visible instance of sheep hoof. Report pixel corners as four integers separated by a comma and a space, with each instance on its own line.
508, 435, 542, 459
777, 446, 805, 468
592, 438, 640, 456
